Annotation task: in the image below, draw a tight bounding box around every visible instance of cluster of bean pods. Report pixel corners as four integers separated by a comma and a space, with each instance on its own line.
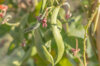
32, 2, 70, 66
22, 0, 71, 65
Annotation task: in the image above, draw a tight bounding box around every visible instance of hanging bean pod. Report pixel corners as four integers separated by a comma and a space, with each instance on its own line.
34, 29, 54, 65
57, 19, 62, 31
51, 6, 64, 64
43, 19, 62, 42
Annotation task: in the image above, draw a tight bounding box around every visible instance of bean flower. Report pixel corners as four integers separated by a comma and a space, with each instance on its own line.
0, 4, 8, 18
63, 2, 72, 19
65, 10, 72, 19
21, 39, 26, 47
42, 18, 47, 28
37, 15, 47, 28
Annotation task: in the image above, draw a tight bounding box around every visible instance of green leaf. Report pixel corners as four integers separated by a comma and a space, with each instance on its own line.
0, 24, 11, 37
68, 15, 85, 38
41, 0, 47, 12
56, 57, 72, 66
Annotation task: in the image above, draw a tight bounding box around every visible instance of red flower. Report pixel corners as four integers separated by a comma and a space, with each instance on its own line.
37, 15, 47, 28
42, 18, 47, 28
0, 5, 8, 10
0, 5, 8, 18
71, 48, 80, 56
21, 39, 26, 47
65, 11, 72, 19
0, 13, 3, 18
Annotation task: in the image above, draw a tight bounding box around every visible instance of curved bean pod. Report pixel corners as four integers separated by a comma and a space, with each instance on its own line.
57, 19, 62, 31
34, 29, 54, 65
51, 6, 64, 64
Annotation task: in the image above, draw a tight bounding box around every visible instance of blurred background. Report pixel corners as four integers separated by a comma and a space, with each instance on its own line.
0, 0, 99, 66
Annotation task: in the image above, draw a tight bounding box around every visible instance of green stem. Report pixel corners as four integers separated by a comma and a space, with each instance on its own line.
41, 0, 47, 13
24, 22, 40, 33
83, 31, 87, 66
93, 10, 100, 35
83, 4, 98, 66
66, 22, 69, 33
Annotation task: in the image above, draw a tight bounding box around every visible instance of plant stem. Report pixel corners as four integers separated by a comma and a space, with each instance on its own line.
83, 4, 98, 66
92, 11, 99, 35
76, 55, 84, 66
65, 22, 69, 33
83, 31, 87, 66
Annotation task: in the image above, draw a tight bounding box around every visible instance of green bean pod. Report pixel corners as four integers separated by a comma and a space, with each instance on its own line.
57, 19, 62, 32
34, 29, 54, 65
51, 6, 64, 64
43, 20, 62, 42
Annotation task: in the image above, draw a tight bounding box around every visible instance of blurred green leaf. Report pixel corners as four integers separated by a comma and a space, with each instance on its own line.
68, 15, 85, 38
0, 24, 11, 37
56, 57, 72, 66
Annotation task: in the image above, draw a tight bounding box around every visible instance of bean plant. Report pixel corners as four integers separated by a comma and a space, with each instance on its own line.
0, 0, 100, 66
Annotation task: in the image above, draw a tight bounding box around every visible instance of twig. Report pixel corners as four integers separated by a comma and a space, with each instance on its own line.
92, 6, 100, 35
24, 22, 40, 33
83, 32, 87, 66
83, 4, 98, 66
76, 55, 84, 66
72, 39, 84, 66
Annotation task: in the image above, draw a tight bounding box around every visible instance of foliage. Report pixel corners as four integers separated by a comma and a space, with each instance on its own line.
0, 0, 99, 66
